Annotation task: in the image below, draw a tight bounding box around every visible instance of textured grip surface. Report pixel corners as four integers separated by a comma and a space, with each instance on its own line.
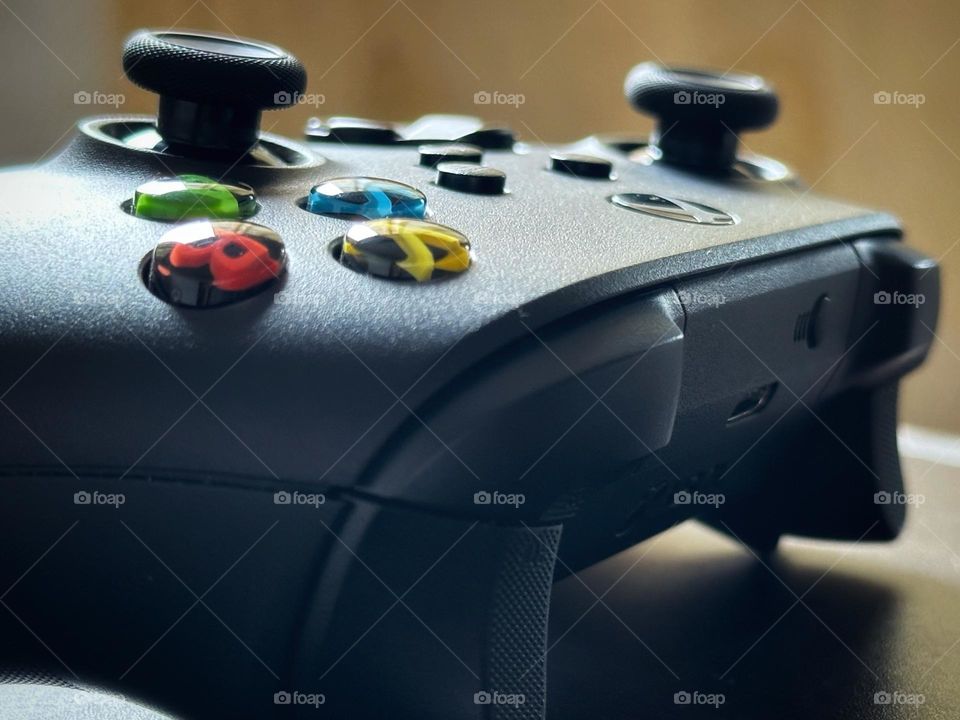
294, 504, 564, 719
0, 668, 76, 688
487, 526, 562, 720
122, 29, 306, 107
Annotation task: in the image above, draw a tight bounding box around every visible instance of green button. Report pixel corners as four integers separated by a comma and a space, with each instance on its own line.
131, 174, 257, 221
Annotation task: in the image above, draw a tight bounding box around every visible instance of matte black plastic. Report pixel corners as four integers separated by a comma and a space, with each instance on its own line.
0, 40, 941, 720
625, 62, 779, 171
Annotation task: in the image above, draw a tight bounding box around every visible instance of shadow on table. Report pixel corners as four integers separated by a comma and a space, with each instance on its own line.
548, 521, 955, 719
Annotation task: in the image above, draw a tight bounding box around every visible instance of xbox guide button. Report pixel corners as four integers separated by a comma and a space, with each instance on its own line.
609, 193, 737, 225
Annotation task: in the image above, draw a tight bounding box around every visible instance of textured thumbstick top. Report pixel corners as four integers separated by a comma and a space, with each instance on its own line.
122, 29, 306, 109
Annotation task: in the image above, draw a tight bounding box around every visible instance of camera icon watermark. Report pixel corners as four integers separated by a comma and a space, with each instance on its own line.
71, 692, 129, 707
874, 490, 925, 506
473, 490, 526, 508
673, 690, 725, 707
674, 490, 725, 508
473, 690, 526, 707
74, 90, 125, 108
873, 90, 925, 108
677, 289, 726, 308
274, 290, 323, 307
274, 91, 326, 107
873, 290, 925, 307
273, 490, 326, 508
273, 690, 325, 708
873, 690, 925, 705
71, 290, 125, 307
473, 90, 525, 108
74, 490, 125, 509
674, 90, 726, 108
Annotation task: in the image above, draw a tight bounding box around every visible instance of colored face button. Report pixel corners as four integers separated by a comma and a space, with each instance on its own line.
147, 220, 286, 307
306, 177, 427, 219
131, 174, 257, 221
339, 218, 470, 282
418, 143, 483, 167
435, 163, 506, 195
549, 153, 613, 179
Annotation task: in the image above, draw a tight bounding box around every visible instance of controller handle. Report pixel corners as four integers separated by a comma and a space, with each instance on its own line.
122, 29, 306, 152
624, 62, 779, 172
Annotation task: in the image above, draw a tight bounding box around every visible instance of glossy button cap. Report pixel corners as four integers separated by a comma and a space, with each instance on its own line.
147, 220, 286, 307
305, 116, 400, 144
549, 153, 613, 179
340, 218, 471, 281
419, 143, 483, 167
458, 126, 515, 150
131, 174, 257, 221
609, 193, 737, 225
306, 177, 427, 219
400, 114, 516, 148
435, 163, 506, 195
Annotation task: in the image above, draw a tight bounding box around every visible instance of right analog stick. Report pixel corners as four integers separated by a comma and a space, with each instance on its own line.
624, 62, 779, 173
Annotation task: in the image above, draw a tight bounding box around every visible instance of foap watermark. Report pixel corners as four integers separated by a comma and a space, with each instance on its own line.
677, 289, 727, 308
274, 91, 326, 107
74, 90, 125, 108
473, 90, 525, 108
874, 690, 925, 706
473, 490, 525, 508
473, 690, 526, 707
674, 90, 725, 108
71, 692, 128, 707
674, 490, 725, 508
874, 490, 925, 506
674, 690, 725, 708
274, 290, 323, 307
873, 290, 925, 307
469, 289, 530, 309
71, 291, 125, 308
74, 490, 125, 509
274, 490, 326, 508
274, 690, 325, 708
873, 91, 925, 108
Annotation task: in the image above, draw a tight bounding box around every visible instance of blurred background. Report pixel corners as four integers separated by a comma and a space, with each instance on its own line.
1, 0, 957, 434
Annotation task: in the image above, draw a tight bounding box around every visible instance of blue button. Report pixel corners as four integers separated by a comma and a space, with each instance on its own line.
306, 177, 427, 219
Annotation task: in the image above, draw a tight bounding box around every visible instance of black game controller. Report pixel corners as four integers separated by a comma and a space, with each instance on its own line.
0, 29, 939, 720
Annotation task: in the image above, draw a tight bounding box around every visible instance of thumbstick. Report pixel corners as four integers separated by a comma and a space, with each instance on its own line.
624, 62, 778, 173
122, 29, 306, 153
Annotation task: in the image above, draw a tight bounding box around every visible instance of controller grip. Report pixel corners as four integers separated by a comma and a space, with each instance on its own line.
0, 478, 560, 720
707, 380, 907, 550
294, 508, 561, 719
706, 237, 938, 551
794, 380, 906, 540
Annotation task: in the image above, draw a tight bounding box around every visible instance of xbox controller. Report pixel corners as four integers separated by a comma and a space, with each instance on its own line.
0, 30, 939, 720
